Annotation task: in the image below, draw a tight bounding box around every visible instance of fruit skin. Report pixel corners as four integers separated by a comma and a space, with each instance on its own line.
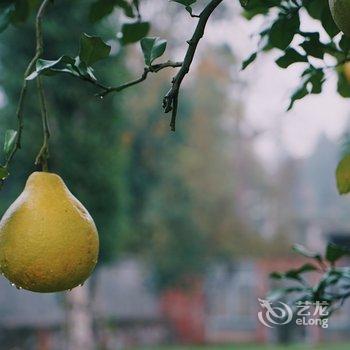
0, 172, 99, 293
329, 0, 350, 37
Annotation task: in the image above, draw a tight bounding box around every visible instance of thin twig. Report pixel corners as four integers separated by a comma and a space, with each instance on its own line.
35, 76, 50, 171
94, 61, 183, 97
163, 0, 223, 131
4, 0, 51, 168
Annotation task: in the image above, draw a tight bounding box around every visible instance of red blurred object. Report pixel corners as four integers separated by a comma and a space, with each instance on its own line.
161, 280, 205, 344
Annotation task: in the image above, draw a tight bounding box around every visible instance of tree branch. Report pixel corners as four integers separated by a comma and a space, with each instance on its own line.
35, 76, 50, 171
90, 0, 223, 131
163, 0, 223, 131
4, 0, 51, 169
92, 61, 183, 98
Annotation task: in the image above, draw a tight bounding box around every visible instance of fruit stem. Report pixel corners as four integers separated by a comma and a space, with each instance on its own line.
35, 76, 50, 172
33, 0, 51, 172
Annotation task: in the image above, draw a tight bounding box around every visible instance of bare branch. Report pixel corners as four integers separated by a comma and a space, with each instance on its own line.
163, 0, 224, 131
92, 61, 183, 97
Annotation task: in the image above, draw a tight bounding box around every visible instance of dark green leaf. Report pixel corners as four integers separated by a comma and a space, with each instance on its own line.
141, 37, 167, 66
89, 0, 134, 22
339, 34, 350, 53
300, 34, 325, 59
171, 0, 196, 6
287, 84, 308, 110
337, 71, 350, 98
276, 48, 307, 68
119, 21, 150, 45
326, 243, 350, 263
242, 52, 257, 70
79, 33, 111, 66
321, 5, 340, 38
0, 166, 9, 181
269, 13, 300, 50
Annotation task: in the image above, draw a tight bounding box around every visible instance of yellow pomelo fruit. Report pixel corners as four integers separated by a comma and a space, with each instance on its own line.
329, 0, 350, 36
0, 172, 99, 293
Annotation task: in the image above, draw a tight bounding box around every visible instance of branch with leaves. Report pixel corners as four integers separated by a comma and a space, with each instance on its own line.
269, 243, 350, 317
0, 0, 224, 187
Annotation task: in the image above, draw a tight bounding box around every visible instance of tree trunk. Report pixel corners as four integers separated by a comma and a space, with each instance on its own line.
64, 284, 95, 350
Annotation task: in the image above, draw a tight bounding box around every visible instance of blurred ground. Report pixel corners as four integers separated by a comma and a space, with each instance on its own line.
132, 344, 350, 350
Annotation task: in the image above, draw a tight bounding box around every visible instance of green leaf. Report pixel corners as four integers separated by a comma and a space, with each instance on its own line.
339, 34, 350, 53
284, 263, 318, 280
4, 129, 17, 158
242, 52, 257, 70
269, 13, 300, 50
141, 37, 167, 66
79, 33, 111, 66
119, 21, 150, 45
326, 243, 350, 263
26, 56, 77, 80
276, 48, 308, 68
337, 71, 350, 98
89, 0, 134, 22
0, 166, 9, 181
300, 34, 325, 59
171, 0, 196, 6
288, 84, 308, 110
89, 0, 115, 22
336, 154, 350, 194
321, 4, 340, 38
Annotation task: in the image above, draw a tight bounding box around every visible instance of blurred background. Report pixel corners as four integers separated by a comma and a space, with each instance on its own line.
1, 0, 350, 349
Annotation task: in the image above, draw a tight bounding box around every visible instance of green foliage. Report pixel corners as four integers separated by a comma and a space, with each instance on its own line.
240, 0, 350, 110
269, 243, 350, 315
26, 33, 111, 82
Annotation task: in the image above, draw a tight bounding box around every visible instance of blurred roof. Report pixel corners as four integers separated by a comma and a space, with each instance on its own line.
0, 259, 160, 330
